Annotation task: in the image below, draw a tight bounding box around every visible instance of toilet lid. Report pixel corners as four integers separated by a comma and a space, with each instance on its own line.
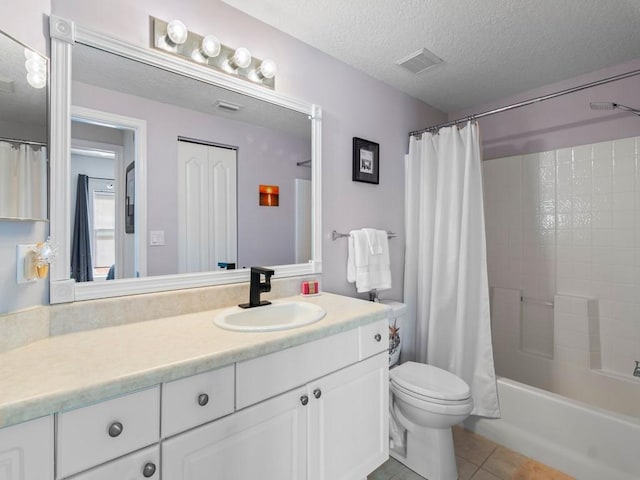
390, 362, 471, 401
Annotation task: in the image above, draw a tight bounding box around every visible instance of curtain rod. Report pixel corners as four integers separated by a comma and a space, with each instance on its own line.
410, 67, 640, 137
0, 136, 47, 147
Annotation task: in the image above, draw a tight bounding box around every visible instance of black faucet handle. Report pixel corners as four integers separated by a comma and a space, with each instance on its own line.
251, 266, 275, 277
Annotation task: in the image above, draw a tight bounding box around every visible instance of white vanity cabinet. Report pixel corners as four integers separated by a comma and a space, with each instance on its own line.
163, 320, 389, 480
0, 415, 54, 480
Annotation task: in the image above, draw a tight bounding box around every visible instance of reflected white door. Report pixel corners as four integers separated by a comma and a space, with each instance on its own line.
295, 178, 312, 263
178, 141, 237, 273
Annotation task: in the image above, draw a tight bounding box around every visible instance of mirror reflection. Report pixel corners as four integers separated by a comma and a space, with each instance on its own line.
0, 30, 48, 221
70, 43, 312, 281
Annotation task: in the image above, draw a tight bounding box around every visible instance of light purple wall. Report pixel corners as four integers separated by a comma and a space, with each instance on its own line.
451, 58, 640, 160
0, 2, 50, 314
2, 0, 50, 53
53, 0, 444, 300
73, 81, 311, 275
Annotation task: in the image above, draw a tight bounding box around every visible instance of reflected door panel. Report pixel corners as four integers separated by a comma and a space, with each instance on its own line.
178, 140, 237, 273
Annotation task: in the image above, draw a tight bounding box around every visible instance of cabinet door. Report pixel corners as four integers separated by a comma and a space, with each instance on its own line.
0, 416, 53, 480
66, 445, 159, 480
308, 353, 388, 480
163, 386, 307, 480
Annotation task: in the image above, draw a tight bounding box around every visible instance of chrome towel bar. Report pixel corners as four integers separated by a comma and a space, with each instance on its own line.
331, 230, 398, 241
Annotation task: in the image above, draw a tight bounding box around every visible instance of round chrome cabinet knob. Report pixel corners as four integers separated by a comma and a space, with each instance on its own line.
108, 421, 123, 438
198, 393, 209, 406
300, 395, 309, 406
313, 388, 322, 399
142, 462, 156, 478
374, 333, 382, 342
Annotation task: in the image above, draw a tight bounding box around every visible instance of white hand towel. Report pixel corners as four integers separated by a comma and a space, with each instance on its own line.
346, 229, 392, 293
347, 235, 356, 283
363, 228, 383, 254
350, 230, 371, 267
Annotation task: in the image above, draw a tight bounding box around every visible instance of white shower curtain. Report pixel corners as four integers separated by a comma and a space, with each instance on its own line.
0, 141, 47, 219
403, 122, 499, 418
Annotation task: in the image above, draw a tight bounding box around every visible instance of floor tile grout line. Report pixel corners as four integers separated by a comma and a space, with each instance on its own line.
477, 445, 499, 469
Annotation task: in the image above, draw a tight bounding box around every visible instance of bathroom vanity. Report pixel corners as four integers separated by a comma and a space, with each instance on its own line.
0, 293, 389, 479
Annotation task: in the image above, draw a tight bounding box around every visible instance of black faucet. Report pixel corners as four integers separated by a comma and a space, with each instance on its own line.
239, 266, 275, 308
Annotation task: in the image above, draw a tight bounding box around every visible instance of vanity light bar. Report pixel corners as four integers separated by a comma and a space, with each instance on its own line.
151, 17, 275, 90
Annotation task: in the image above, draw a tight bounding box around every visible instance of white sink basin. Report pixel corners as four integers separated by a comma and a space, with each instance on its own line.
213, 300, 326, 332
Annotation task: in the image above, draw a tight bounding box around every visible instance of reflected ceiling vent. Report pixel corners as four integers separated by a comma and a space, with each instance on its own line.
396, 48, 443, 74
215, 100, 242, 112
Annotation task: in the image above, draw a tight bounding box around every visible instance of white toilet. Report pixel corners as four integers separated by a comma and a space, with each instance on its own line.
382, 300, 474, 480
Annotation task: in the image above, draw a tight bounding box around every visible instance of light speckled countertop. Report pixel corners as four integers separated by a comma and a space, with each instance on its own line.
0, 293, 388, 428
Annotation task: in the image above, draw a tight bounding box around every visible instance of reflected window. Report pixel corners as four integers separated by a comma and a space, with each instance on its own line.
90, 186, 115, 278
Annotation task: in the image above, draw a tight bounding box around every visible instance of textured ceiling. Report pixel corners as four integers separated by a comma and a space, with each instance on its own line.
222, 0, 640, 113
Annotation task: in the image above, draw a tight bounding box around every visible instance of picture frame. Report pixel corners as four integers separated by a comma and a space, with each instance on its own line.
125, 162, 135, 233
352, 137, 379, 184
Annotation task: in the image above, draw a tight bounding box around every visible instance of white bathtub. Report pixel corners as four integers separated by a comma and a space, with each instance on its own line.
463, 377, 640, 480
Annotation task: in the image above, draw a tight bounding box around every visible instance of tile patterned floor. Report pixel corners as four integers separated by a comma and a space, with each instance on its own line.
368, 426, 575, 480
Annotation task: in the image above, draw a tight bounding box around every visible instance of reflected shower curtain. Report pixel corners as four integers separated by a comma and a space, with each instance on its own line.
0, 142, 47, 218
404, 123, 499, 417
71, 174, 93, 282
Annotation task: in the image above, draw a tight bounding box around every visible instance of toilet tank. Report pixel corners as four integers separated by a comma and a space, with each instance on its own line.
380, 300, 407, 366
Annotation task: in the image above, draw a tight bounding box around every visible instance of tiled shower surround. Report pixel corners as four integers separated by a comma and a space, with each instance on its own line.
483, 136, 640, 415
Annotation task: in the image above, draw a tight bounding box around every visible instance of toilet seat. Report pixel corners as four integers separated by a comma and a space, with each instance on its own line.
390, 381, 469, 406
390, 362, 471, 402
391, 382, 473, 417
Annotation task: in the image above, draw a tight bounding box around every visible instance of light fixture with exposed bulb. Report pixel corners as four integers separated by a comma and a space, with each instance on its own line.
24, 49, 47, 89
166, 19, 188, 45
257, 59, 277, 79
151, 17, 276, 88
229, 47, 252, 69
200, 35, 221, 58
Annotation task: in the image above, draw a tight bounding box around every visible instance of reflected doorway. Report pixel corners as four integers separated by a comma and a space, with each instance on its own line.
70, 107, 147, 281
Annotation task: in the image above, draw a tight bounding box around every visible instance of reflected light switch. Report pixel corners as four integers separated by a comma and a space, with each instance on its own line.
150, 230, 165, 246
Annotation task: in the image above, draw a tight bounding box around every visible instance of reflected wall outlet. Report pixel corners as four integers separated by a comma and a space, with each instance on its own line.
16, 244, 37, 284
149, 230, 165, 246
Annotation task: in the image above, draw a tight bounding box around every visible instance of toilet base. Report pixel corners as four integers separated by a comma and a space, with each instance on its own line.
389, 425, 457, 480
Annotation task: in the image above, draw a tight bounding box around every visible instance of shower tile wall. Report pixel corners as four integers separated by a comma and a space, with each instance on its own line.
483, 136, 639, 378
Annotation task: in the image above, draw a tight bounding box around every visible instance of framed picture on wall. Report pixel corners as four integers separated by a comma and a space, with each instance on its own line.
125, 162, 135, 234
352, 137, 379, 184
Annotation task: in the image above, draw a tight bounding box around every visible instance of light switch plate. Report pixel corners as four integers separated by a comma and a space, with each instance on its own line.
149, 230, 165, 246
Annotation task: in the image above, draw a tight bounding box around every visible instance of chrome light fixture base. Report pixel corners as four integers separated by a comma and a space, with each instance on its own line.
151, 17, 275, 89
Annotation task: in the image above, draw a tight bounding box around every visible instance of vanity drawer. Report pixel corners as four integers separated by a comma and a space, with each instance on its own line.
67, 445, 159, 480
236, 328, 359, 409
162, 365, 235, 437
359, 319, 389, 360
57, 386, 160, 478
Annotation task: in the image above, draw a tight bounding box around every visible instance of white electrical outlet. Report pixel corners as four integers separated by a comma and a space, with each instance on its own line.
16, 244, 37, 284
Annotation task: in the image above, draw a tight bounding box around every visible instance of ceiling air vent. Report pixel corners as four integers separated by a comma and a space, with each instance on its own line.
396, 48, 443, 74
215, 100, 242, 112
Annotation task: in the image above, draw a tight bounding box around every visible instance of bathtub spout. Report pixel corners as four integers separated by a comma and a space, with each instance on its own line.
634, 361, 640, 378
